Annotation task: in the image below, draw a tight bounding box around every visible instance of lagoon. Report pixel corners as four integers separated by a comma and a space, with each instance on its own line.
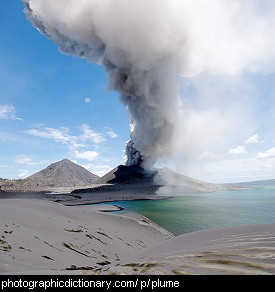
102, 187, 274, 236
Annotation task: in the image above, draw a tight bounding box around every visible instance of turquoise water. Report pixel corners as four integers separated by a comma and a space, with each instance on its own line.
102, 187, 274, 236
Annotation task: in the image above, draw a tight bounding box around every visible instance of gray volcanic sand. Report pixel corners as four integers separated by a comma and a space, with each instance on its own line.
107, 224, 275, 275
0, 199, 274, 275
0, 199, 173, 274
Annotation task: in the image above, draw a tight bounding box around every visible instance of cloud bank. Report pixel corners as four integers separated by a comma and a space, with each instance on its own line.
23, 123, 117, 164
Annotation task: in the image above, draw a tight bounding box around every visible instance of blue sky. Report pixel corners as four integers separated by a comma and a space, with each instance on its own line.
0, 0, 130, 178
0, 1, 274, 183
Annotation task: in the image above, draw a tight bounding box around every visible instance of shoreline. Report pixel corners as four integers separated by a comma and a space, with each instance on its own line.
0, 185, 172, 206
0, 181, 257, 207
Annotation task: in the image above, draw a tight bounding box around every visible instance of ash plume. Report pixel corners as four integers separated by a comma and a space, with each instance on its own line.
22, 0, 275, 169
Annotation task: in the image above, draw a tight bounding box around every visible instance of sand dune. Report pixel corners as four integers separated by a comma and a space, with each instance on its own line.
0, 199, 274, 275
106, 224, 275, 275
0, 199, 173, 274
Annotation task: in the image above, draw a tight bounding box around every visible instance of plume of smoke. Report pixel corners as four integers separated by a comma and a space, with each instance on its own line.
22, 0, 275, 169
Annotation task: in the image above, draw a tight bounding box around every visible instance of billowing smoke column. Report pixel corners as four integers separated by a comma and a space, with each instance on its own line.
22, 0, 274, 169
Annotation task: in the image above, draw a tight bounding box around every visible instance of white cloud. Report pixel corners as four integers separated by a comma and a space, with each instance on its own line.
256, 147, 275, 159
24, 127, 71, 144
175, 156, 275, 184
24, 124, 105, 149
82, 164, 112, 176
15, 155, 34, 165
228, 145, 248, 155
105, 127, 118, 138
80, 124, 106, 144
245, 134, 259, 144
84, 98, 91, 103
15, 155, 49, 165
0, 104, 17, 120
74, 150, 99, 161
106, 130, 118, 139
23, 124, 111, 164
18, 169, 30, 178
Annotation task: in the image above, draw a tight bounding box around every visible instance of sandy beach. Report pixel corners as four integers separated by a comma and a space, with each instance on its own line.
0, 198, 274, 275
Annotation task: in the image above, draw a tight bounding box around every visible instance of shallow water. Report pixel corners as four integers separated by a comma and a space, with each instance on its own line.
101, 186, 275, 236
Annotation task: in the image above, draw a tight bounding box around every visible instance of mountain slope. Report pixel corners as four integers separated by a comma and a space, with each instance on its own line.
27, 159, 99, 187
154, 167, 237, 194
94, 165, 156, 185
0, 159, 99, 192
92, 165, 237, 194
